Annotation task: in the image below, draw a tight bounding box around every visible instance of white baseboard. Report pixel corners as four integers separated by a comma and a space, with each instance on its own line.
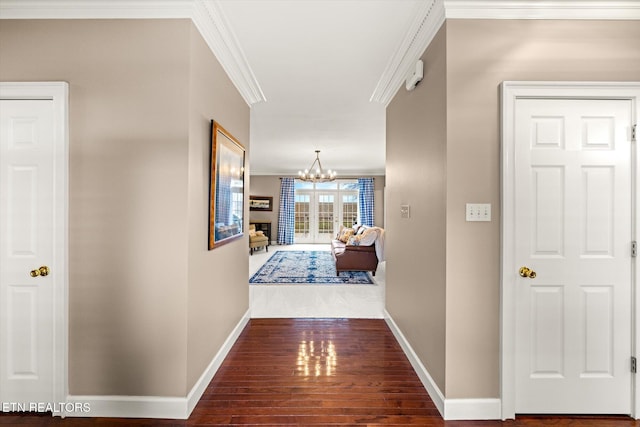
383, 310, 445, 416
64, 309, 251, 419
186, 309, 250, 415
444, 398, 502, 420
384, 310, 501, 421
64, 395, 187, 419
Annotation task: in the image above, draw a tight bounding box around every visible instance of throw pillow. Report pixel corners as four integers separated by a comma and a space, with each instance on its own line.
339, 228, 355, 243
337, 226, 350, 239
356, 225, 368, 235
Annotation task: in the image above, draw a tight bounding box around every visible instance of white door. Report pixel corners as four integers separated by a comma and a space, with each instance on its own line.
0, 99, 56, 404
294, 184, 359, 244
514, 98, 633, 413
294, 192, 341, 244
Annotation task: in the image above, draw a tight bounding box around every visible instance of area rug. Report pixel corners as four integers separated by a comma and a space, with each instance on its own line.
249, 251, 374, 285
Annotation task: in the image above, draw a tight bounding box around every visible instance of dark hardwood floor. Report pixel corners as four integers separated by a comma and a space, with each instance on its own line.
1, 318, 638, 426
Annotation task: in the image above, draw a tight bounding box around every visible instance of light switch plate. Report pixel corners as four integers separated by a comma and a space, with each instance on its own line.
400, 204, 410, 219
466, 203, 491, 221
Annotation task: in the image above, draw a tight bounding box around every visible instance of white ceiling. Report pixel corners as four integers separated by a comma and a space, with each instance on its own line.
218, 0, 423, 176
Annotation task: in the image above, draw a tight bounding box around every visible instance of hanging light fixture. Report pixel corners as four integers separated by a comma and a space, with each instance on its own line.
297, 150, 337, 183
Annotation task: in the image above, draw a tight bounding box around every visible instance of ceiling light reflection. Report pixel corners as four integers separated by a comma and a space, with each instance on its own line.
296, 339, 337, 377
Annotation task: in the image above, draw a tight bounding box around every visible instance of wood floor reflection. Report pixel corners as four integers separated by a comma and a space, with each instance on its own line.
1, 318, 638, 426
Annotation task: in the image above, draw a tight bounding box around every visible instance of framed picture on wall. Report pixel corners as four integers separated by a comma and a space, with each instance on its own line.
249, 195, 273, 211
209, 120, 245, 250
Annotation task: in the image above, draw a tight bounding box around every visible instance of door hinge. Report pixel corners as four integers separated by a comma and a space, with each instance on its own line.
633, 124, 637, 142
632, 356, 637, 374
633, 241, 637, 257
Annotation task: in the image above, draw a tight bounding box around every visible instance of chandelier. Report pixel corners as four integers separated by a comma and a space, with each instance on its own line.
297, 150, 337, 183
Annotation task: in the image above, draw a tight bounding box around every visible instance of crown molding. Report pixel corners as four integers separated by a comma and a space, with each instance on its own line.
444, 1, 640, 20
370, 0, 640, 105
0, 0, 195, 19
192, 1, 265, 104
369, 0, 445, 105
0, 0, 266, 105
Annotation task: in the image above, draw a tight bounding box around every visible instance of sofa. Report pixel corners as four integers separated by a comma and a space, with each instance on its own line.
331, 225, 384, 276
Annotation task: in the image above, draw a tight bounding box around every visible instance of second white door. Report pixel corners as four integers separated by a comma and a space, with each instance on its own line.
0, 99, 56, 404
514, 98, 633, 414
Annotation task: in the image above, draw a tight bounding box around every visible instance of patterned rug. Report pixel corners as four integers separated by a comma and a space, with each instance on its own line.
249, 250, 374, 285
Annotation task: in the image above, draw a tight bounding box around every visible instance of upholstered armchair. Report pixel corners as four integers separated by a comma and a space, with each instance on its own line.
249, 224, 269, 255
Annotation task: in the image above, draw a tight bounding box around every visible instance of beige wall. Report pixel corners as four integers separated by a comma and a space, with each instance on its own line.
386, 24, 448, 392
0, 19, 250, 397
185, 25, 250, 390
249, 175, 386, 243
386, 19, 640, 399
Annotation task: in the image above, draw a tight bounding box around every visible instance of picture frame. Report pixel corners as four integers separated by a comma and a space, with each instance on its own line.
209, 120, 245, 250
249, 195, 273, 212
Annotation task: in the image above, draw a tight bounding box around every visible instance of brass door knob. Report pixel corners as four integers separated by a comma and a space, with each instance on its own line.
30, 266, 50, 278
519, 266, 536, 279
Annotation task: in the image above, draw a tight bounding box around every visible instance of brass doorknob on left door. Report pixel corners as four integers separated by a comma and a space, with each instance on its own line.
519, 266, 536, 279
30, 266, 50, 277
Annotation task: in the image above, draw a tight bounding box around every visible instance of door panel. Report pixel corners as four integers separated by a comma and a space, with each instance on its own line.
340, 193, 358, 228
531, 166, 564, 256
514, 98, 632, 414
316, 193, 335, 242
580, 286, 613, 377
581, 166, 614, 256
529, 285, 564, 378
294, 193, 311, 243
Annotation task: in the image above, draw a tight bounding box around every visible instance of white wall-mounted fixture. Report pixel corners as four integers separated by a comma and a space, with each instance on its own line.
405, 59, 424, 91
466, 203, 491, 222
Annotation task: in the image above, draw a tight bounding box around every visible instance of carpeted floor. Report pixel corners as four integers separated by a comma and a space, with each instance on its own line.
249, 250, 374, 284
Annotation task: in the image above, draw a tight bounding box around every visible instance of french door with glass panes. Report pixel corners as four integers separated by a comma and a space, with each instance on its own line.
315, 193, 335, 242
294, 181, 358, 244
294, 193, 312, 242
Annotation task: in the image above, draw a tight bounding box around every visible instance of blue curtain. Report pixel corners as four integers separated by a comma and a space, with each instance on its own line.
277, 178, 295, 245
358, 178, 375, 227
